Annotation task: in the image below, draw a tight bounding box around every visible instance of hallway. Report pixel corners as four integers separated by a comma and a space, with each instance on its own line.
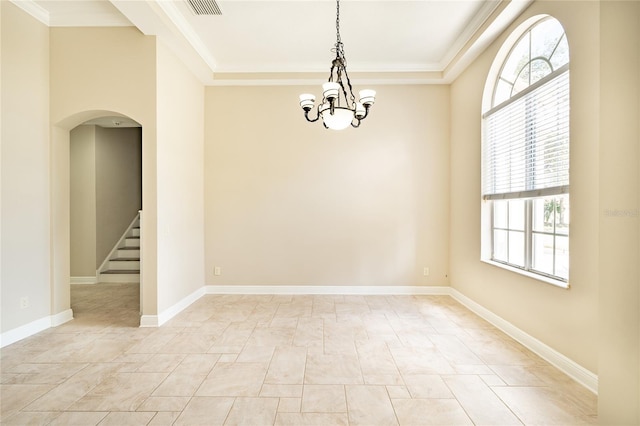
1, 284, 597, 425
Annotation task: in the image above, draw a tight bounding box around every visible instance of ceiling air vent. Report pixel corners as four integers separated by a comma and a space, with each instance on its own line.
186, 0, 222, 15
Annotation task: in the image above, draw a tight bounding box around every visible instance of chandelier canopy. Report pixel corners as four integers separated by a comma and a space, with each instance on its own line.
299, 0, 376, 130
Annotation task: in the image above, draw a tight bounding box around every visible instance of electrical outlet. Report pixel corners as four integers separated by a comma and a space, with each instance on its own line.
214, 266, 221, 276
423, 267, 430, 276
20, 296, 30, 309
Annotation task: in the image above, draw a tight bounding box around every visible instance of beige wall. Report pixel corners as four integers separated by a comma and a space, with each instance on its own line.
450, 0, 640, 422
70, 125, 97, 277
451, 0, 600, 374
1, 1, 51, 332
156, 42, 205, 312
597, 1, 640, 423
95, 126, 142, 267
204, 85, 450, 287
50, 26, 158, 316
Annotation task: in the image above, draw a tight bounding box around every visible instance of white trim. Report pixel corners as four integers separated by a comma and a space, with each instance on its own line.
443, 0, 534, 84
209, 78, 446, 87
154, 0, 218, 71
204, 285, 450, 295
0, 316, 50, 348
139, 315, 159, 328
0, 309, 73, 348
9, 0, 49, 25
481, 259, 569, 289
450, 288, 598, 394
71, 276, 98, 285
157, 287, 206, 326
51, 309, 74, 327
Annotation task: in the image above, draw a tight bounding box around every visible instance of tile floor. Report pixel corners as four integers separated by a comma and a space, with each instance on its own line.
1, 283, 597, 425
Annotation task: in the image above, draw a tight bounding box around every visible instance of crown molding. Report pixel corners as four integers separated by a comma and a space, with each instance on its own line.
151, 0, 218, 72
442, 0, 534, 83
10, 0, 49, 26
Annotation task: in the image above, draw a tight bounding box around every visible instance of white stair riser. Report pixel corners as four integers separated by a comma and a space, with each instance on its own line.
117, 249, 140, 258
124, 238, 140, 248
99, 273, 140, 283
131, 228, 140, 237
108, 260, 140, 270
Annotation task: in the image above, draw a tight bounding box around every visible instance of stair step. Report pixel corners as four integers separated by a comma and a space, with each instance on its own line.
131, 228, 140, 237
99, 270, 140, 283
101, 269, 140, 274
117, 248, 140, 258
124, 237, 140, 248
108, 259, 140, 270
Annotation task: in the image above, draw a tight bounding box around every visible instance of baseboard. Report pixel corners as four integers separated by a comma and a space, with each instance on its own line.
71, 276, 98, 285
157, 287, 206, 326
139, 315, 159, 327
51, 309, 74, 327
449, 288, 598, 395
204, 285, 450, 295
140, 286, 206, 328
98, 273, 140, 283
1, 309, 74, 348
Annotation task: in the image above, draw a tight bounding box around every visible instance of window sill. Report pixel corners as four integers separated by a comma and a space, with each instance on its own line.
481, 259, 570, 289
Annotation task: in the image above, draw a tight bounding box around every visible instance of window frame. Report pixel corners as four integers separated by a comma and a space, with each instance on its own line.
481, 16, 570, 288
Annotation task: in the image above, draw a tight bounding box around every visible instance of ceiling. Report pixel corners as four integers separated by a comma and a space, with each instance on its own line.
18, 0, 532, 85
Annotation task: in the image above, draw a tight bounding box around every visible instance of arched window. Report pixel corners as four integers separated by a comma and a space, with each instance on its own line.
482, 16, 570, 284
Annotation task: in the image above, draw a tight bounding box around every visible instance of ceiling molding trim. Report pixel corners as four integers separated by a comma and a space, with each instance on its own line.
152, 0, 218, 72
10, 0, 49, 26
442, 0, 534, 83
209, 70, 445, 86
209, 80, 443, 87
211, 63, 443, 75
437, 0, 502, 70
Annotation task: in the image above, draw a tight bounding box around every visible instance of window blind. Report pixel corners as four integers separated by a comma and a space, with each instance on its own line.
482, 68, 569, 200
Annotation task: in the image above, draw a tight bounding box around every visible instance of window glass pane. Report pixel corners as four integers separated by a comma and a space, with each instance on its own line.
508, 199, 525, 231
555, 235, 569, 279
493, 229, 508, 262
550, 35, 569, 69
508, 231, 525, 267
532, 197, 546, 232
494, 80, 513, 106
532, 233, 554, 275
530, 18, 565, 64
530, 58, 553, 85
513, 64, 530, 95
494, 200, 508, 228
556, 194, 569, 235
499, 32, 530, 93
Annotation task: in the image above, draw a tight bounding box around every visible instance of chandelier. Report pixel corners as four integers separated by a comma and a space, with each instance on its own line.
298, 0, 376, 130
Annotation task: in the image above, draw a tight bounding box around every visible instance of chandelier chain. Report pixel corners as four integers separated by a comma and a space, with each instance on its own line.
336, 0, 341, 45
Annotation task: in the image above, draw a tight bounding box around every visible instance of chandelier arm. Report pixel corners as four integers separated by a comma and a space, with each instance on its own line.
351, 118, 361, 128
304, 107, 321, 123
359, 105, 371, 120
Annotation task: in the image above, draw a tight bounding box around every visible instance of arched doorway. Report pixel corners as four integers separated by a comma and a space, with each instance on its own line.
51, 110, 154, 326
69, 115, 142, 324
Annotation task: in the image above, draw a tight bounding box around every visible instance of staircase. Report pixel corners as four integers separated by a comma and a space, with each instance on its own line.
98, 215, 140, 283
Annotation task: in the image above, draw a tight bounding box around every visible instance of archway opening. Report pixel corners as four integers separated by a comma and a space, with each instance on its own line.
51, 110, 150, 328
